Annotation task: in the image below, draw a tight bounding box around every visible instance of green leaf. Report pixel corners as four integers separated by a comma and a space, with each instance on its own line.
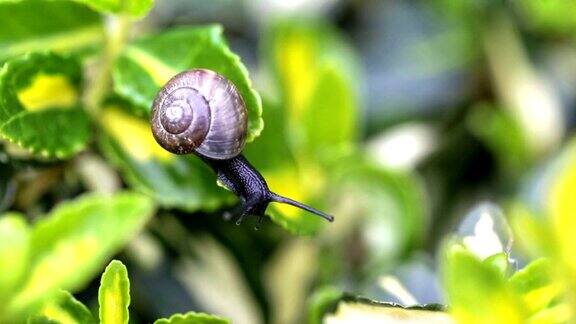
71, 0, 153, 17
509, 259, 562, 316
99, 260, 130, 324
468, 104, 533, 178
154, 311, 230, 324
300, 66, 357, 162
267, 19, 359, 164
443, 244, 527, 324
5, 191, 154, 318
483, 252, 510, 278
99, 105, 233, 212
36, 290, 96, 324
0, 52, 90, 159
27, 315, 61, 324
307, 286, 343, 324
264, 167, 329, 235
1, 109, 91, 159
113, 25, 263, 142
0, 213, 30, 304
514, 0, 576, 35
0, 0, 103, 62
244, 98, 296, 172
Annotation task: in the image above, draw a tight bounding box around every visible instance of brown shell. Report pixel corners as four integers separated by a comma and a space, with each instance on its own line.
151, 69, 248, 159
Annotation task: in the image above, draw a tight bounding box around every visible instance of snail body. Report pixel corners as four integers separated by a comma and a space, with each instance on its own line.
151, 69, 333, 226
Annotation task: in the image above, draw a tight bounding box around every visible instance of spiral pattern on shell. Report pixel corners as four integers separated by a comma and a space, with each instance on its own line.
151, 69, 248, 159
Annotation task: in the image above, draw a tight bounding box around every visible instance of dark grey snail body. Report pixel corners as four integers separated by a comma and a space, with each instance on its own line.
151, 69, 333, 226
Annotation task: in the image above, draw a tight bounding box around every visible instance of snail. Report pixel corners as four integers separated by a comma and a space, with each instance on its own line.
151, 69, 334, 227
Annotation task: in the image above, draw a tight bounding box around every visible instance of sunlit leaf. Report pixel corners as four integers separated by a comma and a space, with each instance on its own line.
548, 145, 576, 267
513, 0, 576, 35
509, 203, 555, 258
99, 260, 130, 324
72, 0, 153, 17
0, 0, 103, 62
509, 259, 564, 317
6, 192, 154, 318
265, 167, 328, 235
0, 213, 30, 304
528, 303, 572, 324
99, 105, 233, 212
154, 311, 230, 324
443, 244, 527, 324
0, 52, 90, 159
268, 19, 359, 164
113, 25, 263, 142
27, 315, 61, 324
299, 65, 357, 162
37, 290, 96, 324
483, 253, 510, 278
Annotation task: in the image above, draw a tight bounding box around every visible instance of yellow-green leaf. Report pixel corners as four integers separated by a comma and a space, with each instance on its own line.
510, 203, 555, 258
268, 20, 359, 164
0, 0, 103, 62
5, 192, 154, 319
514, 0, 576, 35
0, 52, 90, 159
0, 213, 30, 304
72, 0, 153, 18
99, 260, 130, 324
443, 244, 527, 324
154, 311, 230, 324
509, 259, 563, 317
483, 253, 510, 278
265, 167, 327, 235
548, 144, 576, 274
37, 290, 96, 324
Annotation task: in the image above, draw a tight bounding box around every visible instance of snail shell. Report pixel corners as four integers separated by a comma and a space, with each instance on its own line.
151, 69, 248, 159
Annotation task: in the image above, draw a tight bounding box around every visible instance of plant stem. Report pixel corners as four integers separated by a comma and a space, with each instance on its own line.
85, 14, 132, 116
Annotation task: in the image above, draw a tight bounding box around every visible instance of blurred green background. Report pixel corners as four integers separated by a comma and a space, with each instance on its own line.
1, 0, 576, 323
